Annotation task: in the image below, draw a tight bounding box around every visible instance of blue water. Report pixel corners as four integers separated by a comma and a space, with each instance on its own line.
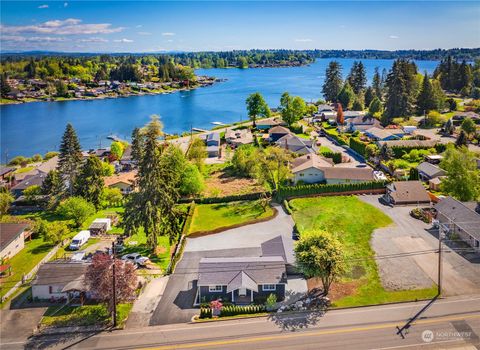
0, 58, 439, 162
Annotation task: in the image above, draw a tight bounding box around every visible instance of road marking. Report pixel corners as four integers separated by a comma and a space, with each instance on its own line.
373, 339, 465, 350
136, 313, 480, 350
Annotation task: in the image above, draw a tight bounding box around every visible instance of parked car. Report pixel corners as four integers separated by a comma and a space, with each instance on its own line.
121, 253, 150, 266
69, 230, 91, 250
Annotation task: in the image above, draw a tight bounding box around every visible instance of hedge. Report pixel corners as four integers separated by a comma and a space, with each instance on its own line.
349, 137, 368, 157
283, 199, 293, 215
199, 305, 266, 319
277, 181, 387, 200
321, 151, 342, 164
390, 143, 447, 158
166, 201, 195, 274
178, 192, 271, 204
324, 128, 348, 146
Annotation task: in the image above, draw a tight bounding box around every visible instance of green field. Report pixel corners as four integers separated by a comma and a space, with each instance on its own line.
189, 200, 274, 234
289, 196, 437, 307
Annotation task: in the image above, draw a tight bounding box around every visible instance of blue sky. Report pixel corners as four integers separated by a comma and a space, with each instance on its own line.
1, 1, 479, 52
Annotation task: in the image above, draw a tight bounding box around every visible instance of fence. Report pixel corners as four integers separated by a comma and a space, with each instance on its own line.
1, 243, 62, 303
276, 181, 387, 200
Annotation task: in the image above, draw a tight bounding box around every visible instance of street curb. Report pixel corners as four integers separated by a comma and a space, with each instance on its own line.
328, 296, 444, 311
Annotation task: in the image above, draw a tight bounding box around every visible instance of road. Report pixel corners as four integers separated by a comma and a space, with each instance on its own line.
9, 295, 480, 350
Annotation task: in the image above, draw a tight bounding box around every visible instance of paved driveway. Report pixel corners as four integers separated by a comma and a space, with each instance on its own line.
0, 307, 46, 347
316, 135, 364, 167
360, 195, 480, 296
185, 204, 294, 252
150, 205, 303, 325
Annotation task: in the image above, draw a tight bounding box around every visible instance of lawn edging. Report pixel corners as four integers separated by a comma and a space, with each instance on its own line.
188, 206, 278, 238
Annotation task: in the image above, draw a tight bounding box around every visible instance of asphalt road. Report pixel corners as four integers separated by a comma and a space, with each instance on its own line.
12, 295, 480, 350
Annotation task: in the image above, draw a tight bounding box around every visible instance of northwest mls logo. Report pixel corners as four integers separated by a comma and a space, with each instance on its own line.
421, 330, 434, 343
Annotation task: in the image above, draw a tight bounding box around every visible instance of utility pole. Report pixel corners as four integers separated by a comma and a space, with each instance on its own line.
111, 241, 117, 328
437, 224, 444, 296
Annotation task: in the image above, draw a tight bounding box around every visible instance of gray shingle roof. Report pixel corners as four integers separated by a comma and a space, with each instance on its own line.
388, 181, 431, 204
434, 197, 480, 241
417, 162, 446, 178
0, 223, 28, 251
32, 262, 89, 287
198, 256, 286, 287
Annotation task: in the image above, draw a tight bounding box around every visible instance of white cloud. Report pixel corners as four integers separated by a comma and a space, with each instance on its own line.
64, 2, 68, 7
38, 4, 49, 9
389, 35, 399, 39
1, 35, 67, 42
161, 32, 175, 36
136, 24, 142, 28
137, 31, 151, 35
295, 38, 313, 42
78, 37, 108, 43
113, 38, 133, 43
0, 18, 124, 35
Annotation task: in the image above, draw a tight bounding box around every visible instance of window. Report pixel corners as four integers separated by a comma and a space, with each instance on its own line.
209, 285, 223, 292
262, 284, 276, 291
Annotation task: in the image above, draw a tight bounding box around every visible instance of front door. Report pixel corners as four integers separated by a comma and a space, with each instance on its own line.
239, 288, 247, 296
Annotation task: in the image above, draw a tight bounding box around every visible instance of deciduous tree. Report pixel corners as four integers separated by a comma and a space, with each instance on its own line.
56, 196, 96, 227
246, 92, 271, 128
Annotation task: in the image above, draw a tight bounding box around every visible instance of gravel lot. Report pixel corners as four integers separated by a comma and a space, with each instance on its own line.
360, 195, 480, 296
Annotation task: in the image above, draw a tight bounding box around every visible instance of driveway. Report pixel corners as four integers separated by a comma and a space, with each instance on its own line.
150, 205, 305, 325
360, 195, 480, 296
316, 135, 364, 167
0, 307, 46, 347
185, 204, 294, 252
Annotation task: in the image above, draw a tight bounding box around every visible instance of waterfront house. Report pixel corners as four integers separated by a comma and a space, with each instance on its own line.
434, 196, 480, 251
384, 181, 431, 206
416, 162, 446, 181
225, 129, 254, 147
268, 126, 291, 142
120, 145, 134, 170
290, 154, 374, 185
206, 132, 220, 158
275, 134, 317, 155
0, 223, 30, 260
256, 118, 286, 131
32, 261, 91, 302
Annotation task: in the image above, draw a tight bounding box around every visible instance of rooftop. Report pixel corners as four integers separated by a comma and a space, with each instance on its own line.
32, 261, 90, 287
0, 223, 29, 251
435, 196, 480, 240
388, 181, 431, 203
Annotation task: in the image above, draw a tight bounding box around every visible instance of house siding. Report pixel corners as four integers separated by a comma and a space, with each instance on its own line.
32, 284, 68, 300
294, 168, 326, 184
0, 233, 25, 260
198, 284, 285, 304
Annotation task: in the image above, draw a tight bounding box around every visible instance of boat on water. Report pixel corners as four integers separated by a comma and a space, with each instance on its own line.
211, 121, 225, 126
107, 134, 121, 141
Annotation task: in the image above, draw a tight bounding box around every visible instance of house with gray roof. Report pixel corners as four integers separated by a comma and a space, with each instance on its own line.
205, 132, 220, 158
275, 134, 317, 155
196, 235, 292, 305
416, 162, 446, 181
434, 196, 480, 252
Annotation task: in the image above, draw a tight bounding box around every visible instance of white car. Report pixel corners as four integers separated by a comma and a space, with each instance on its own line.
121, 253, 150, 266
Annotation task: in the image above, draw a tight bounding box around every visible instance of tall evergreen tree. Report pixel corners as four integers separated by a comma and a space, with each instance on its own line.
347, 61, 367, 94
130, 127, 144, 165
372, 67, 383, 99
322, 61, 343, 102
337, 81, 355, 110
74, 155, 104, 209
123, 115, 181, 250
385, 59, 418, 120
416, 72, 437, 114
57, 123, 82, 196
41, 170, 63, 197
0, 73, 11, 97
364, 86, 375, 108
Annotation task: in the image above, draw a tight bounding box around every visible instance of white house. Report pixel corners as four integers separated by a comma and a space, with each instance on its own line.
0, 223, 29, 260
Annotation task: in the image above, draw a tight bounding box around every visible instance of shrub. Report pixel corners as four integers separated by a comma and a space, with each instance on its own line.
265, 293, 277, 311
277, 181, 386, 200
321, 151, 342, 164
349, 137, 368, 157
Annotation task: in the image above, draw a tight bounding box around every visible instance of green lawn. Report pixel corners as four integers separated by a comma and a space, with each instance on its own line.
289, 196, 437, 307
0, 237, 55, 300
82, 206, 125, 234
41, 303, 132, 328
189, 200, 274, 234
318, 145, 332, 154
123, 229, 171, 272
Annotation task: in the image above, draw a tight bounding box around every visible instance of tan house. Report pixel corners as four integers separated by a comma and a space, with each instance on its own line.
291, 154, 374, 185
0, 223, 30, 260
384, 181, 431, 206
104, 171, 137, 194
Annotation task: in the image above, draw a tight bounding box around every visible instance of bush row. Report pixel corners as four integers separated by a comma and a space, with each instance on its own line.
277, 181, 387, 199
324, 128, 348, 146
321, 151, 342, 164
178, 192, 271, 204
349, 137, 368, 157
199, 305, 267, 319
167, 201, 195, 274
390, 143, 447, 158
283, 200, 292, 215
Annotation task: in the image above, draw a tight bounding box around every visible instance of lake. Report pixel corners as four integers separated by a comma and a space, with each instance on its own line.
0, 58, 439, 162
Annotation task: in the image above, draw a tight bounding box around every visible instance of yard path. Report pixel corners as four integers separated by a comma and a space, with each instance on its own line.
360, 195, 480, 296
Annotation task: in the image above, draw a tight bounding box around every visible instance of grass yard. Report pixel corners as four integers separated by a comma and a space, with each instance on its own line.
123, 229, 172, 272
318, 145, 333, 154
82, 207, 125, 234
41, 303, 132, 328
189, 200, 274, 234
0, 237, 55, 300
289, 196, 437, 307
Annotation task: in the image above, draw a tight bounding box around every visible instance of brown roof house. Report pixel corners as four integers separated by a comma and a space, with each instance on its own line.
104, 171, 137, 194
291, 154, 374, 185
0, 223, 30, 260
384, 181, 431, 206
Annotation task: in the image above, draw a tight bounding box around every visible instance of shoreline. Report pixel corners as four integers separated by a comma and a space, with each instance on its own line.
0, 77, 223, 106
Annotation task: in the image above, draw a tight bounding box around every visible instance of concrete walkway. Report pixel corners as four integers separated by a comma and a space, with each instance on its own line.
125, 276, 169, 329
185, 204, 295, 252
